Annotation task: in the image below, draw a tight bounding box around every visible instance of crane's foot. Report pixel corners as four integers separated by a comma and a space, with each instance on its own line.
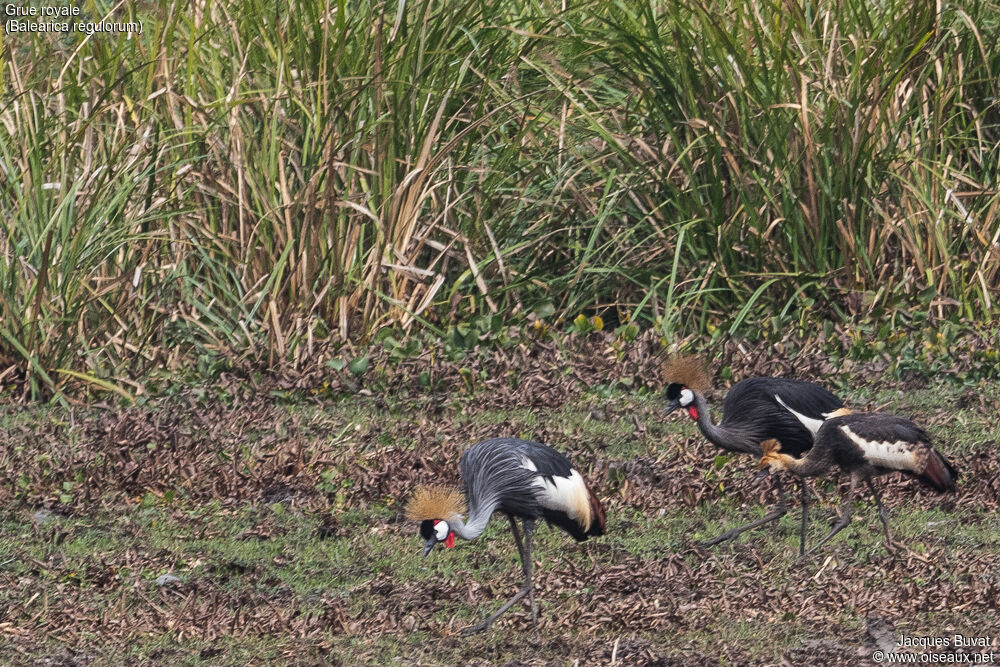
797, 546, 822, 561
698, 507, 787, 549
698, 528, 745, 548
801, 540, 834, 559
459, 617, 539, 638
459, 621, 492, 636
458, 585, 531, 637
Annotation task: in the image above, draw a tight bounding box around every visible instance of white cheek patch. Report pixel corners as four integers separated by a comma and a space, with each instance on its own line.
679, 388, 694, 406
434, 521, 449, 541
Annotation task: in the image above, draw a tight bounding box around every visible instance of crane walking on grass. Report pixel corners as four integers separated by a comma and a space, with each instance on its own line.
759, 412, 958, 555
661, 356, 850, 553
406, 437, 605, 637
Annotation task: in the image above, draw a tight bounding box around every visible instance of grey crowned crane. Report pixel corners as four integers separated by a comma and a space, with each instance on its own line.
661, 356, 850, 552
759, 412, 958, 555
406, 437, 605, 637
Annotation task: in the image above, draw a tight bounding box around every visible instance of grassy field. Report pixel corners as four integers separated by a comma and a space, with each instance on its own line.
2, 354, 998, 665
2, 0, 999, 400
3, 0, 999, 664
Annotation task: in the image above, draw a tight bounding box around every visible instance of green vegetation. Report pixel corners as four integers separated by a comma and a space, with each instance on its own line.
1, 381, 998, 664
3, 1, 999, 662
3, 0, 999, 400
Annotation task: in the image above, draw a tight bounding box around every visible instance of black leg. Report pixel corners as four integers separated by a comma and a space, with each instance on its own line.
509, 515, 526, 564
700, 477, 788, 547
805, 475, 856, 557
799, 480, 809, 556
522, 519, 538, 639
460, 517, 532, 636
866, 480, 896, 553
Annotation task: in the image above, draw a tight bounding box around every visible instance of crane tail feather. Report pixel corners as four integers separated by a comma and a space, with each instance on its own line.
586, 483, 606, 537
920, 449, 958, 492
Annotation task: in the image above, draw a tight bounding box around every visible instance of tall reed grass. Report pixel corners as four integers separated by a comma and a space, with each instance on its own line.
1, 0, 998, 398
583, 0, 1000, 332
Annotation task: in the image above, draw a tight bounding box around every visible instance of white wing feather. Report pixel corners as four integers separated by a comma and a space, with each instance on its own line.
521, 457, 592, 530
774, 394, 825, 436
841, 425, 921, 472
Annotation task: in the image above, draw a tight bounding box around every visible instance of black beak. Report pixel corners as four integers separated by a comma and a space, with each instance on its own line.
422, 538, 436, 559
661, 399, 681, 417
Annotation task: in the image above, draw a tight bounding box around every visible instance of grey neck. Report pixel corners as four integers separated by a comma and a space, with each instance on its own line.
446, 497, 499, 541
780, 450, 829, 478
693, 392, 762, 456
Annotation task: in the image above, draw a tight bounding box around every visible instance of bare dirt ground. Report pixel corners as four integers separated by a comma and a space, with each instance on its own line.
1, 338, 998, 665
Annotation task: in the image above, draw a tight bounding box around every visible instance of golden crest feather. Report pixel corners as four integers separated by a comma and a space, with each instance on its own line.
661, 355, 711, 392
405, 485, 466, 521
759, 438, 790, 470
761, 438, 783, 456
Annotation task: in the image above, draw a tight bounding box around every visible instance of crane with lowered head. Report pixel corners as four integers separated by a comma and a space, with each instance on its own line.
661, 356, 850, 553
406, 437, 605, 637
759, 411, 958, 555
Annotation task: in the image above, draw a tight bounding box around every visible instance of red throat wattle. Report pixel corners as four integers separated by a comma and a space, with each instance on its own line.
687, 406, 699, 420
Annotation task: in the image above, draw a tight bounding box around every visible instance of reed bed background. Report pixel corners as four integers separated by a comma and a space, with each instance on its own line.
2, 0, 998, 399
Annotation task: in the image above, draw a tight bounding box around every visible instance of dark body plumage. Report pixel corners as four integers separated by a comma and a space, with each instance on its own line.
715, 377, 846, 456
458, 438, 605, 541
410, 437, 604, 636
803, 413, 958, 491
468, 438, 604, 540
761, 412, 958, 554
663, 372, 848, 551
